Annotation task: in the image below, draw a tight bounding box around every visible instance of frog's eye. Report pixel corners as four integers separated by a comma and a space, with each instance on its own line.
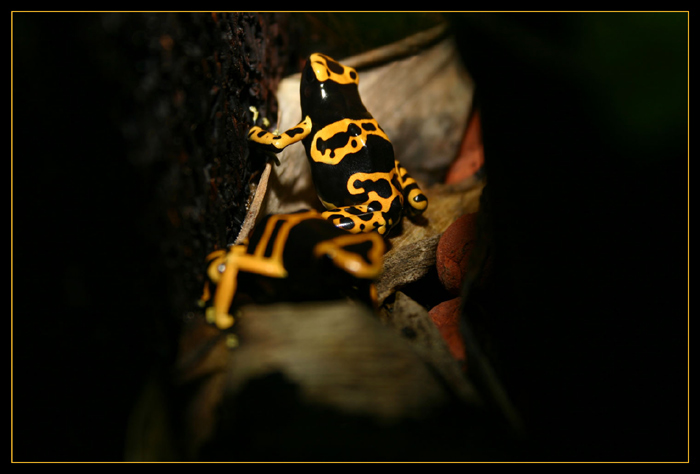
304, 64, 318, 84
206, 253, 228, 283
302, 66, 319, 100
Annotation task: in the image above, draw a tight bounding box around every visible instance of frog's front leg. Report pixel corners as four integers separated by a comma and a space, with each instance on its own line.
247, 116, 313, 154
201, 248, 243, 330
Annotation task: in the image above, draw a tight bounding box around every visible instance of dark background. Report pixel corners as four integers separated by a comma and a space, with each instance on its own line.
12, 12, 687, 461
449, 12, 688, 461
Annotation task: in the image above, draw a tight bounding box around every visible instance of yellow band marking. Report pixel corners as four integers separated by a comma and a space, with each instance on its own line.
310, 119, 390, 165
312, 233, 385, 279
252, 210, 320, 274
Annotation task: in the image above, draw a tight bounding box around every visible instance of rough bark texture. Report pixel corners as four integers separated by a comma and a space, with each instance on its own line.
13, 12, 292, 461
118, 12, 292, 322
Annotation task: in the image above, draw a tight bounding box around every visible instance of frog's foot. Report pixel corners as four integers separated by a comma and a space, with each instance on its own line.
248, 106, 270, 128
395, 160, 428, 217
322, 203, 401, 236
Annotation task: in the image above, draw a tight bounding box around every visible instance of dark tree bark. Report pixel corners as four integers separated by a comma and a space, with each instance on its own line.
13, 12, 291, 461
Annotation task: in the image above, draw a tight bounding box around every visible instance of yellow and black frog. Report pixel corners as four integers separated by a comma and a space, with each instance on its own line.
199, 209, 385, 330
248, 53, 428, 237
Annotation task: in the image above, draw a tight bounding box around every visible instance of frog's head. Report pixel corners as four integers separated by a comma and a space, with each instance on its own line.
300, 53, 364, 121
305, 53, 359, 85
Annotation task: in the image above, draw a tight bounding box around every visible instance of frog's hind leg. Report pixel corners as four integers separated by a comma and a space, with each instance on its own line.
395, 160, 428, 217
322, 197, 403, 236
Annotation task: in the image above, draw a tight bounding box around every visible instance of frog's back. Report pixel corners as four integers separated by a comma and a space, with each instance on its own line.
299, 54, 397, 208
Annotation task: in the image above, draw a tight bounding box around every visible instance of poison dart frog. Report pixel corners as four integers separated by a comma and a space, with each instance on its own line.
199, 209, 385, 330
248, 53, 428, 237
